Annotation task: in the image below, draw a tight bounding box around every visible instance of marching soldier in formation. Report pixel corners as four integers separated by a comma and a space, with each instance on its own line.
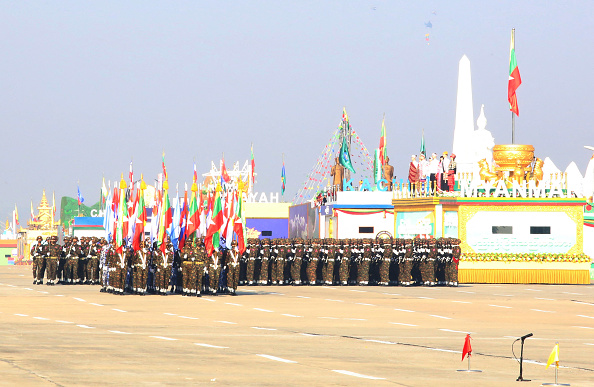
133, 238, 151, 295
358, 239, 372, 285
378, 238, 392, 285
226, 240, 240, 295
307, 239, 321, 285
31, 236, 47, 285
291, 238, 304, 285
46, 236, 61, 285
180, 237, 194, 296
207, 247, 222, 295
259, 238, 270, 285
338, 239, 351, 285
245, 238, 258, 285
63, 236, 82, 284
193, 238, 207, 296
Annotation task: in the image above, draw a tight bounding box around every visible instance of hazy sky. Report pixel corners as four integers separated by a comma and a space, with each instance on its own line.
2, 1, 593, 221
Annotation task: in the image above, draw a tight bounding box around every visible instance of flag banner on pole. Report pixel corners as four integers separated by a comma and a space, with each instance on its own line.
508, 28, 522, 116
77, 185, 84, 205
545, 343, 559, 369
379, 116, 387, 165
462, 334, 472, 361
281, 163, 286, 195
339, 135, 356, 174
420, 129, 426, 156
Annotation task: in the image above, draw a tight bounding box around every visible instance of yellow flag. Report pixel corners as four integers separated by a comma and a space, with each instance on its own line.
545, 343, 559, 369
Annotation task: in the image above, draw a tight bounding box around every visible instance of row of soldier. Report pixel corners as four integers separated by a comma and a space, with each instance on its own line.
30, 235, 461, 295
241, 237, 461, 287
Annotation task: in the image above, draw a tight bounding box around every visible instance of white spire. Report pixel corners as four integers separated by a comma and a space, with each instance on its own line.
452, 55, 475, 168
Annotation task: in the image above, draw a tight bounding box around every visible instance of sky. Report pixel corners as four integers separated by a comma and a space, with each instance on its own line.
1, 1, 593, 222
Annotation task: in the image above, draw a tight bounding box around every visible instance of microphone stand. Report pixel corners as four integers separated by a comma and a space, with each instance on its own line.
516, 336, 531, 382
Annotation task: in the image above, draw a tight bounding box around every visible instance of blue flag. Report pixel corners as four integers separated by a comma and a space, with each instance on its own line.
77, 185, 85, 205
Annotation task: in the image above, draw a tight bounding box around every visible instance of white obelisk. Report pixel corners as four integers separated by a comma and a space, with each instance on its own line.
452, 55, 475, 173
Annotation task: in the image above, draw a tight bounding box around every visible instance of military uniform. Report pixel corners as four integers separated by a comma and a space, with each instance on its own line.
357, 239, 371, 285
79, 237, 89, 284
323, 239, 336, 285
258, 239, 270, 285
307, 240, 320, 285
226, 241, 240, 295
88, 238, 101, 285
399, 240, 413, 286
134, 241, 150, 294
63, 238, 82, 284
338, 239, 351, 285
245, 239, 258, 285
291, 239, 303, 285
155, 244, 173, 294
193, 239, 207, 295
180, 240, 194, 295
46, 237, 61, 285
31, 237, 46, 285
446, 238, 460, 286
378, 239, 392, 285
208, 249, 221, 294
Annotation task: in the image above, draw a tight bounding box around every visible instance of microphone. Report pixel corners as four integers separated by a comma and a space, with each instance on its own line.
520, 333, 533, 340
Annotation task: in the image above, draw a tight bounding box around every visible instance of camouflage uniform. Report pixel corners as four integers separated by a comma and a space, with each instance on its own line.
245, 239, 258, 285
181, 240, 194, 295
323, 239, 336, 285
208, 249, 222, 294
31, 237, 46, 285
193, 239, 207, 295
291, 238, 304, 285
399, 239, 413, 286
357, 239, 371, 285
64, 237, 82, 284
46, 237, 61, 285
446, 238, 460, 286
87, 238, 100, 284
307, 240, 321, 285
270, 239, 280, 285
338, 239, 351, 285
274, 240, 287, 285
79, 237, 89, 284
226, 241, 240, 295
155, 245, 172, 294
133, 240, 150, 294
258, 239, 270, 285
379, 239, 392, 285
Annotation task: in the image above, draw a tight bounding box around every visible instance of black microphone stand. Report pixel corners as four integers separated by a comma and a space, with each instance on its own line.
516, 335, 531, 382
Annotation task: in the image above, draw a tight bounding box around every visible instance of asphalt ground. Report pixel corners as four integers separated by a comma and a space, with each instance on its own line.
1, 265, 594, 386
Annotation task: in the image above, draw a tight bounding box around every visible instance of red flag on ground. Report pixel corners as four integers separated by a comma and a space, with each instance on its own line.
462, 334, 472, 361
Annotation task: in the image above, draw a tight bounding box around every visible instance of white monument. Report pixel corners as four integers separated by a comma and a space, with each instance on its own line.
452, 55, 476, 173
470, 104, 495, 166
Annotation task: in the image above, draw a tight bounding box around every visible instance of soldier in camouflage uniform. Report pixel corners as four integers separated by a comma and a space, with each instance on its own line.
307, 239, 321, 285
181, 237, 194, 296
357, 239, 371, 285
45, 236, 61, 285
390, 239, 402, 285
291, 238, 303, 285
64, 237, 82, 284
155, 243, 171, 294
399, 239, 413, 286
245, 239, 258, 285
259, 238, 270, 285
208, 248, 222, 294
133, 238, 150, 295
275, 239, 287, 285
270, 239, 280, 285
434, 238, 446, 285
226, 240, 240, 295
446, 238, 460, 286
378, 238, 392, 285
193, 238, 207, 296
338, 239, 351, 285
31, 236, 46, 285
79, 237, 89, 284
324, 239, 337, 285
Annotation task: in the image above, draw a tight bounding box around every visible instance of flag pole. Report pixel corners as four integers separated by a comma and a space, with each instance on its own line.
511, 28, 516, 144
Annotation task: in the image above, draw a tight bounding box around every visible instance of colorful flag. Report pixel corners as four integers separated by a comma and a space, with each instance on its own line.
339, 135, 356, 174
132, 178, 146, 251
221, 158, 231, 184
77, 185, 84, 205
178, 187, 188, 250
374, 149, 381, 184
281, 162, 286, 195
186, 183, 199, 239
129, 159, 133, 185
205, 185, 223, 255
158, 181, 172, 253
379, 115, 387, 165
508, 28, 522, 116
162, 152, 168, 181
14, 204, 19, 226
545, 343, 559, 369
233, 190, 246, 254
30, 201, 36, 222
420, 128, 426, 156
52, 192, 56, 219
461, 334, 472, 361
251, 144, 255, 185
115, 176, 127, 254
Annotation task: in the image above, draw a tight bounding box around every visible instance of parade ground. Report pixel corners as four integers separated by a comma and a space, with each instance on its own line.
1, 265, 594, 386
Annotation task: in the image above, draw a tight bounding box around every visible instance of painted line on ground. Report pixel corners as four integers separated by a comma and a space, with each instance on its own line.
89, 303, 104, 307
562, 292, 583, 295
573, 326, 594, 330
382, 293, 400, 296
418, 296, 434, 300
494, 294, 514, 297
489, 304, 512, 309
325, 299, 344, 302
584, 343, 594, 346
389, 322, 417, 327
524, 289, 541, 291
531, 309, 555, 313
251, 327, 277, 331
428, 348, 460, 354
535, 297, 556, 301
452, 300, 472, 304
23, 287, 33, 291
355, 303, 375, 306
430, 314, 452, 320
332, 370, 385, 380
150, 336, 177, 341
33, 317, 49, 320
216, 321, 237, 325
577, 315, 594, 319
349, 289, 367, 293
195, 343, 228, 349
364, 339, 395, 345
225, 303, 242, 306
201, 298, 216, 302
109, 330, 132, 334
178, 315, 199, 320
14, 313, 28, 317
76, 325, 95, 329
256, 354, 297, 364
56, 320, 73, 324
38, 291, 49, 294
282, 314, 303, 318
296, 296, 310, 299
73, 297, 86, 302
440, 329, 472, 334
394, 308, 415, 313
164, 312, 177, 316
112, 309, 127, 313
253, 308, 273, 312
457, 290, 475, 294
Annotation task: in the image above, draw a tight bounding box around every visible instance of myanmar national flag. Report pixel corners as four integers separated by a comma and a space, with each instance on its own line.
115, 178, 127, 254
158, 186, 172, 253
251, 144, 255, 185
379, 116, 387, 165
132, 187, 146, 251
233, 191, 246, 254
508, 29, 522, 116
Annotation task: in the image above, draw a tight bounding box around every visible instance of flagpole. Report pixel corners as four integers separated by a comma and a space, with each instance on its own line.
511, 28, 516, 145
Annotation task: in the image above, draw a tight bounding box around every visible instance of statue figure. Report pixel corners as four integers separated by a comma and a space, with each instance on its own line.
331, 157, 345, 191
470, 105, 495, 165
478, 159, 498, 183
512, 160, 525, 185
533, 158, 544, 186
382, 156, 394, 190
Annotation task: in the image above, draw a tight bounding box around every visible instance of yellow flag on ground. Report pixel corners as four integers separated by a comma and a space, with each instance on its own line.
545, 343, 559, 369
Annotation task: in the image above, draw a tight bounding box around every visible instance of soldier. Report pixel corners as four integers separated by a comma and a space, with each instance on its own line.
446, 238, 460, 287
87, 238, 100, 285
291, 238, 303, 285
274, 239, 287, 285
245, 239, 258, 285
45, 236, 61, 285
79, 237, 89, 284
180, 237, 194, 296
226, 240, 240, 295
259, 239, 270, 285
208, 248, 221, 295
324, 239, 336, 285
399, 239, 413, 286
338, 239, 351, 285
357, 239, 371, 285
64, 237, 82, 284
307, 239, 321, 285
425, 239, 437, 286
270, 239, 280, 285
435, 238, 447, 285
31, 236, 46, 285
99, 238, 111, 292
134, 238, 150, 295
193, 238, 207, 296
379, 238, 392, 285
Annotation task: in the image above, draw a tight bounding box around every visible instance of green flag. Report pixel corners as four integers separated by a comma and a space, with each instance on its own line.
420, 129, 426, 156
339, 135, 356, 174
374, 149, 381, 184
